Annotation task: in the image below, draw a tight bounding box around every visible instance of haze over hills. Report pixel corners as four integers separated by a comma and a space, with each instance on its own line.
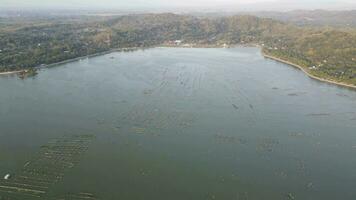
191, 10, 356, 28
1, 8, 356, 27
1, 0, 356, 11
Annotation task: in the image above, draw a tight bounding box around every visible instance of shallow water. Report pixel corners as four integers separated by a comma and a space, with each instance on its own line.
1, 47, 356, 200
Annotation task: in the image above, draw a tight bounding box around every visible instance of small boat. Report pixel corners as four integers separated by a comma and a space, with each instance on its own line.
4, 174, 11, 180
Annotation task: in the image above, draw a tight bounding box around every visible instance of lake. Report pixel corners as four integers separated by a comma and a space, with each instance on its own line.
1, 47, 356, 200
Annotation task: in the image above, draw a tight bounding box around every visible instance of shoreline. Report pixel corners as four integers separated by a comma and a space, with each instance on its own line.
40, 47, 141, 69
0, 44, 251, 75
1, 45, 356, 90
0, 47, 141, 75
262, 52, 356, 90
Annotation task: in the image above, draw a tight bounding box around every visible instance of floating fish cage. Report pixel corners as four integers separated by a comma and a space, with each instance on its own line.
0, 135, 94, 199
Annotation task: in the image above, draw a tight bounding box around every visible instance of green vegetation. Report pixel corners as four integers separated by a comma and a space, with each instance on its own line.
262, 29, 356, 85
0, 14, 355, 85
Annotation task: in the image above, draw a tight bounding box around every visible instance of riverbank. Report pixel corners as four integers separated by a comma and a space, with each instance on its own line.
262, 52, 356, 90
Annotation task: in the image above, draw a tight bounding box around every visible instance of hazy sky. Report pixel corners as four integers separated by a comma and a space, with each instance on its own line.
1, 0, 355, 10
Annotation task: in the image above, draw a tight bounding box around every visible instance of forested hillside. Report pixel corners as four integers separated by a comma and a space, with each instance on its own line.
0, 14, 355, 85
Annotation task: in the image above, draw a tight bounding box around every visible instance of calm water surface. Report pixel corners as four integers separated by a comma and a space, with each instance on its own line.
1, 47, 356, 200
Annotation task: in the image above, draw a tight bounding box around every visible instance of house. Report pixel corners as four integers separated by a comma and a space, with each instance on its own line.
174, 40, 182, 45
4, 174, 11, 180
309, 66, 316, 70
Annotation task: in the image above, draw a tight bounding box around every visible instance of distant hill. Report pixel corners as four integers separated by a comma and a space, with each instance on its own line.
250, 10, 356, 27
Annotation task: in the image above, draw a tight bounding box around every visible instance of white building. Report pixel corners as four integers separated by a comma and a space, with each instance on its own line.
174, 40, 182, 45
4, 174, 11, 180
